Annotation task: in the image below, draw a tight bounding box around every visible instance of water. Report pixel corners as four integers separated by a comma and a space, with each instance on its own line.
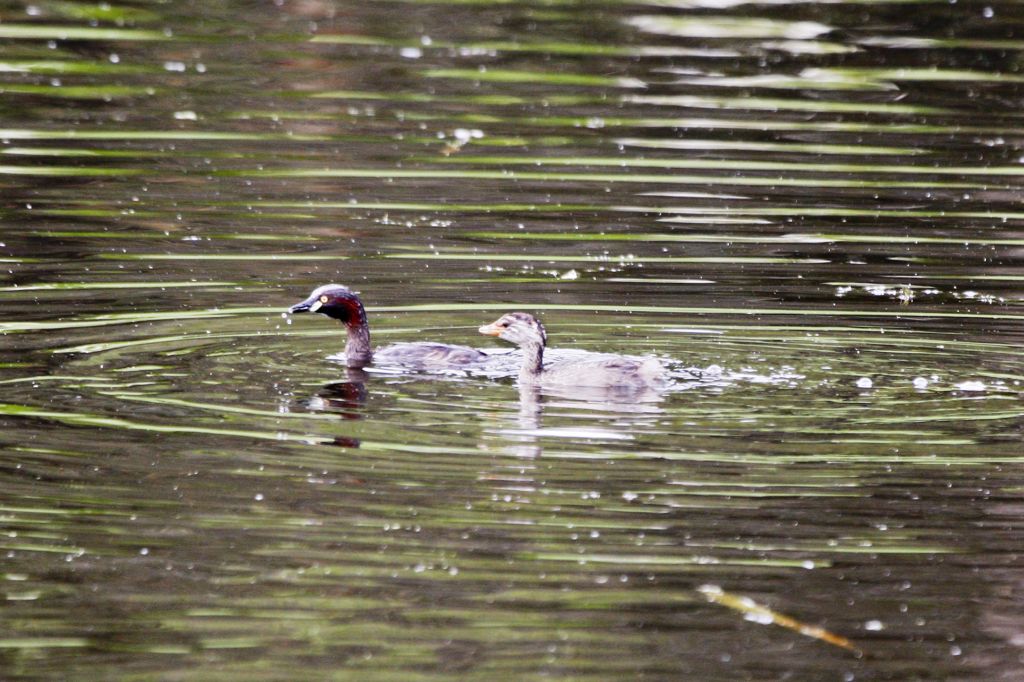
2, 0, 1024, 679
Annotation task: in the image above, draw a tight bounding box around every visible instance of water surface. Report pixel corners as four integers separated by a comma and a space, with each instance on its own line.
2, 0, 1024, 679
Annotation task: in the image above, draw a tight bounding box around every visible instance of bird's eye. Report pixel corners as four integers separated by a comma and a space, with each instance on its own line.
319, 295, 329, 303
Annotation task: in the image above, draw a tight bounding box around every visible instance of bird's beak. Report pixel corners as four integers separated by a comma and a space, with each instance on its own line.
288, 293, 320, 315
478, 322, 501, 337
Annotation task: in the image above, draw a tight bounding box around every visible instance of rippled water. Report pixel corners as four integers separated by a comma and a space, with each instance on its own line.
2, 0, 1024, 679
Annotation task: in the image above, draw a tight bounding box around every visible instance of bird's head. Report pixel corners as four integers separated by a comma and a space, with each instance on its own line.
479, 312, 547, 347
288, 284, 367, 327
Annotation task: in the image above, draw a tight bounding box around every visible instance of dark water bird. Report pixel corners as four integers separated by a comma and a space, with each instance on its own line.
479, 312, 667, 389
288, 284, 490, 370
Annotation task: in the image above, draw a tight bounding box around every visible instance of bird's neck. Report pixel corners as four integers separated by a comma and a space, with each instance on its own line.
518, 341, 544, 385
345, 323, 373, 368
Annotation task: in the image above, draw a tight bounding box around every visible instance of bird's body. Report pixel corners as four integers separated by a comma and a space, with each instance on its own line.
288, 284, 490, 370
530, 352, 666, 389
479, 312, 667, 389
372, 341, 489, 370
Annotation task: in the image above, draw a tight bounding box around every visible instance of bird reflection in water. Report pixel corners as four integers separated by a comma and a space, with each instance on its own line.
487, 380, 669, 462
303, 369, 369, 418
475, 382, 668, 508
297, 369, 369, 448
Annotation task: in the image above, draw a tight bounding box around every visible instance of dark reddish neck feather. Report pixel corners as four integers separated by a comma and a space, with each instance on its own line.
335, 296, 368, 328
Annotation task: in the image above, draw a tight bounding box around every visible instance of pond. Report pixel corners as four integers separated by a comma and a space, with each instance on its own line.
2, 0, 1023, 679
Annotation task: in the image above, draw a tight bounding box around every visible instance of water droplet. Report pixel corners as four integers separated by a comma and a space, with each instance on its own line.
955, 380, 986, 392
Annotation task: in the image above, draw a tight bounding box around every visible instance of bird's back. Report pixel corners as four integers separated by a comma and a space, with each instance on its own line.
540, 353, 666, 389
374, 342, 490, 370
